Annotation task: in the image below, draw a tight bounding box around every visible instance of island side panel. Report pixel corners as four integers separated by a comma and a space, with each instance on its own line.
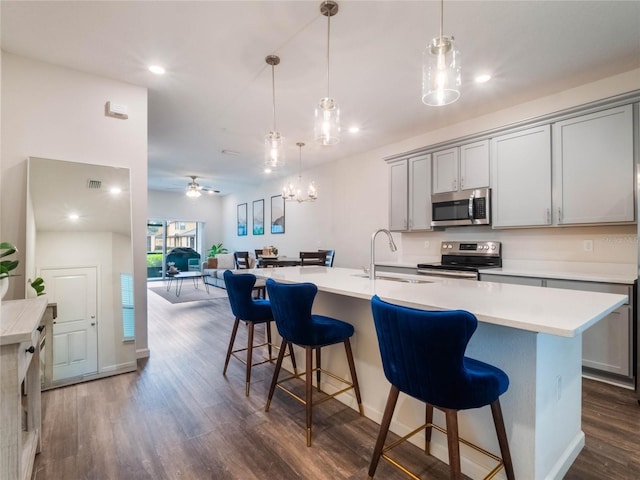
312, 291, 548, 480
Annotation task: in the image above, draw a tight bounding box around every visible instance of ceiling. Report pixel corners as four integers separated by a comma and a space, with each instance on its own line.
2, 1, 639, 196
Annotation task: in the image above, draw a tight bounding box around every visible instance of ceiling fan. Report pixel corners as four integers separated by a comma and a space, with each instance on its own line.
186, 175, 220, 197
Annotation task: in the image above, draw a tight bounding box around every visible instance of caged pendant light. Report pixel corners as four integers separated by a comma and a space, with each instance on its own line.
422, 0, 461, 106
283, 142, 318, 203
265, 55, 285, 169
314, 1, 340, 146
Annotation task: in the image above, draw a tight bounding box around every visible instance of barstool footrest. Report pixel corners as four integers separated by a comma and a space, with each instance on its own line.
381, 420, 506, 480
273, 367, 357, 406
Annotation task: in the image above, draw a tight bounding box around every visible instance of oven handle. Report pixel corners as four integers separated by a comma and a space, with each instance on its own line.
417, 268, 478, 280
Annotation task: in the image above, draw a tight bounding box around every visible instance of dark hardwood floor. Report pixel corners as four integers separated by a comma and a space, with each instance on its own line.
33, 283, 640, 479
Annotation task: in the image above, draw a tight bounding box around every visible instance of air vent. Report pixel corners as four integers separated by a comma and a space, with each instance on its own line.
87, 179, 102, 189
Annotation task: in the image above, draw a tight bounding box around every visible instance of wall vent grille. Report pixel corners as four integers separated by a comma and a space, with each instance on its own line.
87, 179, 102, 189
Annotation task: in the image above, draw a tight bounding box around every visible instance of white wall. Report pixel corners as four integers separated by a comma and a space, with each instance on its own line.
0, 53, 149, 355
148, 189, 224, 257
223, 68, 640, 270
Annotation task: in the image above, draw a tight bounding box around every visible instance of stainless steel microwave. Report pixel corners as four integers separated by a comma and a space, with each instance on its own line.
431, 188, 491, 227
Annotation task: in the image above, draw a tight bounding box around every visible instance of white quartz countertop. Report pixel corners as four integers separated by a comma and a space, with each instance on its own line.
251, 266, 627, 338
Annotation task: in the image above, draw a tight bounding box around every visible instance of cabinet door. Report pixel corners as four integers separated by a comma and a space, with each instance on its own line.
545, 279, 632, 376
408, 154, 432, 230
432, 147, 459, 194
491, 125, 552, 227
479, 274, 544, 286
553, 105, 634, 225
459, 140, 489, 190
389, 159, 408, 231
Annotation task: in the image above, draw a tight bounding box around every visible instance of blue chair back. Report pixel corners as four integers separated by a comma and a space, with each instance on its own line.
371, 295, 506, 410
266, 278, 317, 345
224, 270, 266, 320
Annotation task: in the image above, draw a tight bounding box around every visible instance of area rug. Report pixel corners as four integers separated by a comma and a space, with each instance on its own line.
148, 283, 228, 304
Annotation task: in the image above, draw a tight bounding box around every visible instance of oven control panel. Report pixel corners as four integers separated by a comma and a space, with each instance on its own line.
440, 241, 501, 256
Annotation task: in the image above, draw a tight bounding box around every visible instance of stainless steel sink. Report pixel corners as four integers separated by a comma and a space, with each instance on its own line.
351, 273, 431, 284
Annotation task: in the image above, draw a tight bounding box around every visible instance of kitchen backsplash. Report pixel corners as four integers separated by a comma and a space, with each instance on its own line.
400, 224, 637, 265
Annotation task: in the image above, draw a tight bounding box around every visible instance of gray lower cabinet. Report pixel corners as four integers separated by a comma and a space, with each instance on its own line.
480, 273, 634, 383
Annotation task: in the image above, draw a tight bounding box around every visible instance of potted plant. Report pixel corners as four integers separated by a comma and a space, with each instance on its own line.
207, 243, 229, 258
1, 241, 46, 298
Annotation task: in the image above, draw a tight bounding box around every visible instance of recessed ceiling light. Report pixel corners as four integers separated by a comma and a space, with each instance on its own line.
348, 126, 360, 133
264, 167, 272, 174
149, 65, 166, 75
475, 74, 491, 84
110, 187, 122, 195
68, 213, 79, 221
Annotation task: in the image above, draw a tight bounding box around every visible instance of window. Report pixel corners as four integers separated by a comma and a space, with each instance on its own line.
121, 273, 135, 340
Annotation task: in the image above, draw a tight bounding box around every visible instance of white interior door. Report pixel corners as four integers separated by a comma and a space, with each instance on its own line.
39, 266, 98, 381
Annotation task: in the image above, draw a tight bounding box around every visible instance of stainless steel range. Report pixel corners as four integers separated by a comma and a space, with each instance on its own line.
417, 241, 502, 280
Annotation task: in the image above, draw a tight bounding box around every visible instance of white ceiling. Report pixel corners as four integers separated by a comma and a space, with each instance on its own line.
3, 1, 639, 195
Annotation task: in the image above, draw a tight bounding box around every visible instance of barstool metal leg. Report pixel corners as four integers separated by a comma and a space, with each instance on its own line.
266, 321, 273, 360
288, 341, 298, 375
223, 318, 240, 376
444, 409, 462, 480
245, 322, 255, 396
316, 347, 322, 392
491, 399, 516, 480
367, 385, 400, 479
306, 347, 314, 447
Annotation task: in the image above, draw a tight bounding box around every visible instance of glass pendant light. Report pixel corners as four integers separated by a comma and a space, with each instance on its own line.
314, 1, 340, 146
265, 55, 285, 168
283, 142, 318, 203
422, 0, 461, 106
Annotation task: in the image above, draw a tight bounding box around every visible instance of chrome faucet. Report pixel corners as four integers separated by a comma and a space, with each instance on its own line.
370, 228, 398, 280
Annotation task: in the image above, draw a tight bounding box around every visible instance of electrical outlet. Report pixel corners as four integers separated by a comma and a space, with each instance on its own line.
424, 241, 430, 249
583, 240, 593, 252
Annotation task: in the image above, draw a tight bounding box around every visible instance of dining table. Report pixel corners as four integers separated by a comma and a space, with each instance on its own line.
256, 256, 301, 268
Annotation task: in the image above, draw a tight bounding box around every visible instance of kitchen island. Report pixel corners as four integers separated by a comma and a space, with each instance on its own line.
251, 266, 627, 480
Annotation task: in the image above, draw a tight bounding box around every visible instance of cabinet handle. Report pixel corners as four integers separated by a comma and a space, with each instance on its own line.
37, 325, 45, 332
460, 177, 464, 189
546, 208, 551, 223
453, 179, 457, 190
557, 207, 562, 223
25, 346, 35, 354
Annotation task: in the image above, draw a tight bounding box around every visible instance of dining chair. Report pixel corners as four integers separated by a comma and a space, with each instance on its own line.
367, 295, 515, 480
265, 278, 363, 446
318, 249, 335, 267
234, 251, 265, 297
299, 251, 327, 266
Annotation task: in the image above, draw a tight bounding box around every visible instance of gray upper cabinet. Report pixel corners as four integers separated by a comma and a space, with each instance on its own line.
389, 154, 431, 231
432, 147, 459, 194
432, 140, 489, 194
491, 125, 552, 227
389, 159, 408, 231
552, 105, 634, 225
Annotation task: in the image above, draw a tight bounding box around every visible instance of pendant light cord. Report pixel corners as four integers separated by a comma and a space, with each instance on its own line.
439, 0, 444, 39
326, 7, 331, 99
271, 65, 277, 131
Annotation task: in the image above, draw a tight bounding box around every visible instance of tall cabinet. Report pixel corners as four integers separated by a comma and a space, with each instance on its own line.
388, 153, 431, 231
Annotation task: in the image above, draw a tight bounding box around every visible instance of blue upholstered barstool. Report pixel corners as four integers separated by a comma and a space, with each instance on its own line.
368, 295, 515, 480
265, 278, 364, 447
223, 270, 296, 396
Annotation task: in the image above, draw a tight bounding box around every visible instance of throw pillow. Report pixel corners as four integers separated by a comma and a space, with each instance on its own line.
207, 258, 218, 269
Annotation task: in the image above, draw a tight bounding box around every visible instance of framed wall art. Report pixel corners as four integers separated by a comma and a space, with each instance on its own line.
252, 199, 264, 235
270, 195, 285, 234
237, 203, 247, 236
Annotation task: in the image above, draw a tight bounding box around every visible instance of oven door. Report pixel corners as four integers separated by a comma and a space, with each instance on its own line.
416, 266, 479, 280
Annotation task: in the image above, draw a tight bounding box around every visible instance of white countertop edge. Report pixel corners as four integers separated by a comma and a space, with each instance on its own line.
251, 267, 627, 338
